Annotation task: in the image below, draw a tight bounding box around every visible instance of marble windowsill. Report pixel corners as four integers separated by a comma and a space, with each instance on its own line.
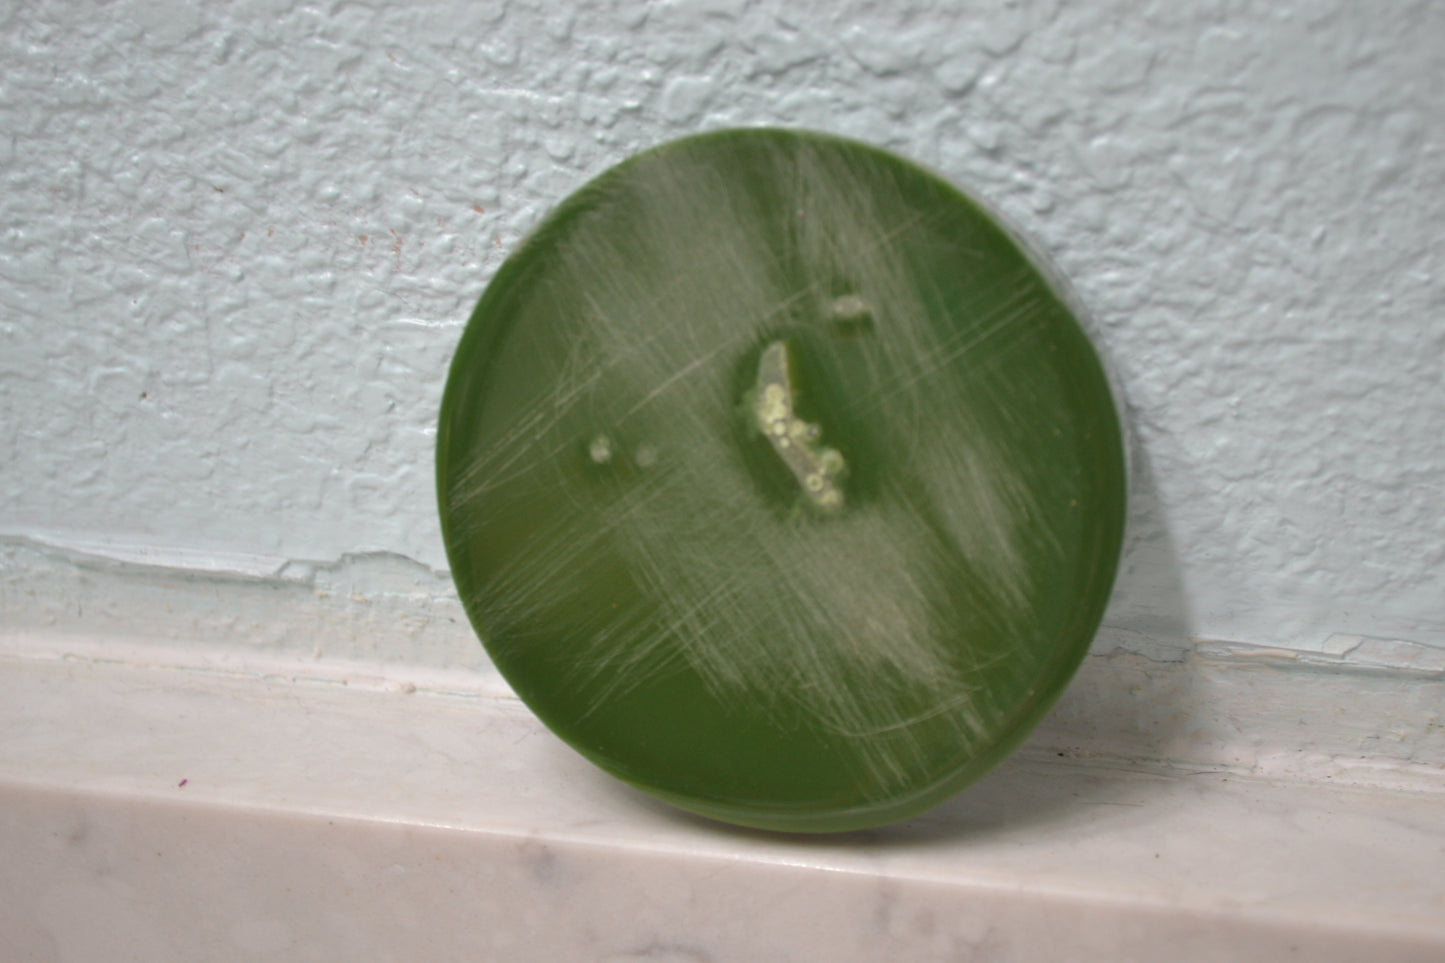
2, 629, 1443, 962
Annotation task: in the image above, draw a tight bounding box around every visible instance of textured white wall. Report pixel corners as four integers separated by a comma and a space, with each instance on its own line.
2, 0, 1441, 654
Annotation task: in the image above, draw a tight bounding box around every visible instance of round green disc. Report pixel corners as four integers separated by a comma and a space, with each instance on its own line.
437, 129, 1126, 832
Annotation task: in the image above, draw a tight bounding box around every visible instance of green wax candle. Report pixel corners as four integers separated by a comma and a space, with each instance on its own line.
437, 129, 1126, 832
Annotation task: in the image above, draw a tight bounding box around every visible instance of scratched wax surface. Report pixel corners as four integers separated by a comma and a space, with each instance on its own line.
438, 131, 1124, 821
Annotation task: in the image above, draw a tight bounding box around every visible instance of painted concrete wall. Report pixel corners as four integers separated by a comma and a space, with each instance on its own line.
2, 0, 1441, 654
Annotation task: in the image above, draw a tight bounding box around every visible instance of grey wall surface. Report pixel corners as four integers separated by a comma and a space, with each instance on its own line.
2, 0, 1441, 654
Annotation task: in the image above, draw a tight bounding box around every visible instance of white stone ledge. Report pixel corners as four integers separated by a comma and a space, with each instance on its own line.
2, 633, 1442, 962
